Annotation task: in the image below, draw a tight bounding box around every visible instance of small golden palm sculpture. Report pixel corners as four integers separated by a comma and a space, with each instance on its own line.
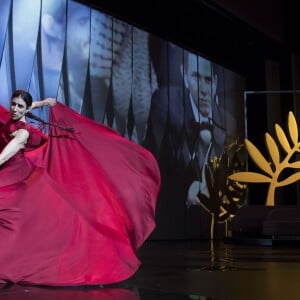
229, 111, 300, 206
196, 142, 247, 239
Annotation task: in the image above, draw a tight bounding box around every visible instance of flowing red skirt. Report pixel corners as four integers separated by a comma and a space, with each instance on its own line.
0, 103, 160, 286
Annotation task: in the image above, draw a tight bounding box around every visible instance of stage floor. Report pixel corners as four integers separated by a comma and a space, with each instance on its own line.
1, 240, 300, 299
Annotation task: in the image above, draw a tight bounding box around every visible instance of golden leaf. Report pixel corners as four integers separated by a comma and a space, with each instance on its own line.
265, 133, 280, 168
288, 111, 298, 146
229, 172, 272, 183
219, 206, 227, 217
275, 124, 291, 153
289, 161, 300, 169
278, 172, 300, 187
245, 139, 273, 176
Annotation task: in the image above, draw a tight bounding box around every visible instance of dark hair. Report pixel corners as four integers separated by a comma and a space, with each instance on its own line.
183, 50, 217, 77
11, 89, 73, 132
11, 89, 33, 108
26, 111, 74, 132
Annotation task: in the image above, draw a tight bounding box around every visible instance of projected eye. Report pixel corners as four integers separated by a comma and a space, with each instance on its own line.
78, 16, 89, 26
191, 72, 199, 80
204, 76, 212, 84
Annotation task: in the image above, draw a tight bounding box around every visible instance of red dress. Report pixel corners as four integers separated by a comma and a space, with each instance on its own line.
0, 102, 160, 286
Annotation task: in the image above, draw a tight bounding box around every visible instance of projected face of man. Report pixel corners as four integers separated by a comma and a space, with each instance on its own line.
183, 53, 217, 118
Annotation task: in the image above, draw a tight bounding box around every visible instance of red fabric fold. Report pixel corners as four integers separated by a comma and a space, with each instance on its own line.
45, 102, 160, 248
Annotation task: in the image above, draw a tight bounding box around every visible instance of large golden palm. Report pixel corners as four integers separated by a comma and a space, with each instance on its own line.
229, 111, 300, 206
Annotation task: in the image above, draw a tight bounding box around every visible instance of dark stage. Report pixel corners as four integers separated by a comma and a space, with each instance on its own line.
1, 240, 300, 300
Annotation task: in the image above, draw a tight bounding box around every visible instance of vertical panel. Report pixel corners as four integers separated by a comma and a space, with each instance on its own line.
29, 55, 49, 130
184, 52, 215, 238
0, 0, 11, 62
66, 0, 90, 112
0, 39, 12, 108
12, 0, 41, 90
146, 34, 169, 155
222, 67, 240, 140
291, 53, 300, 207
132, 27, 152, 143
89, 10, 112, 122
41, 0, 66, 98
29, 55, 41, 102
111, 20, 132, 134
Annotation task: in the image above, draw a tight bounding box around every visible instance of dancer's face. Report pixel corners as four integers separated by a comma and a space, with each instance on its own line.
10, 97, 29, 121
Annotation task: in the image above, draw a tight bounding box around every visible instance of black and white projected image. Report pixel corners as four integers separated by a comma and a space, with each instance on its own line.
12, 0, 41, 91
145, 44, 243, 221
41, 0, 66, 98
88, 10, 113, 122
65, 0, 90, 113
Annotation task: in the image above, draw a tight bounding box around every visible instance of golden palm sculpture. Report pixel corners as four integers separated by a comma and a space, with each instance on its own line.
229, 111, 300, 206
195, 141, 247, 239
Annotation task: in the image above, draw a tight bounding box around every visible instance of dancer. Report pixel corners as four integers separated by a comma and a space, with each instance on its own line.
0, 90, 160, 286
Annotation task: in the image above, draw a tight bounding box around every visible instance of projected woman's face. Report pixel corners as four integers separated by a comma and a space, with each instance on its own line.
68, 8, 90, 60
41, 3, 66, 72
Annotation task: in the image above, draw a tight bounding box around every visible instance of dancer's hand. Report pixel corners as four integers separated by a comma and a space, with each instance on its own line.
44, 98, 57, 107
31, 98, 57, 110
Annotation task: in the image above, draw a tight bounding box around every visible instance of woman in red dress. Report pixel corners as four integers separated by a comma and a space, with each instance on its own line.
0, 90, 160, 286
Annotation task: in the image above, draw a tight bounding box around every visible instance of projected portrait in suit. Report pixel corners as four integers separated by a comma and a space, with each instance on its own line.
147, 49, 236, 203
